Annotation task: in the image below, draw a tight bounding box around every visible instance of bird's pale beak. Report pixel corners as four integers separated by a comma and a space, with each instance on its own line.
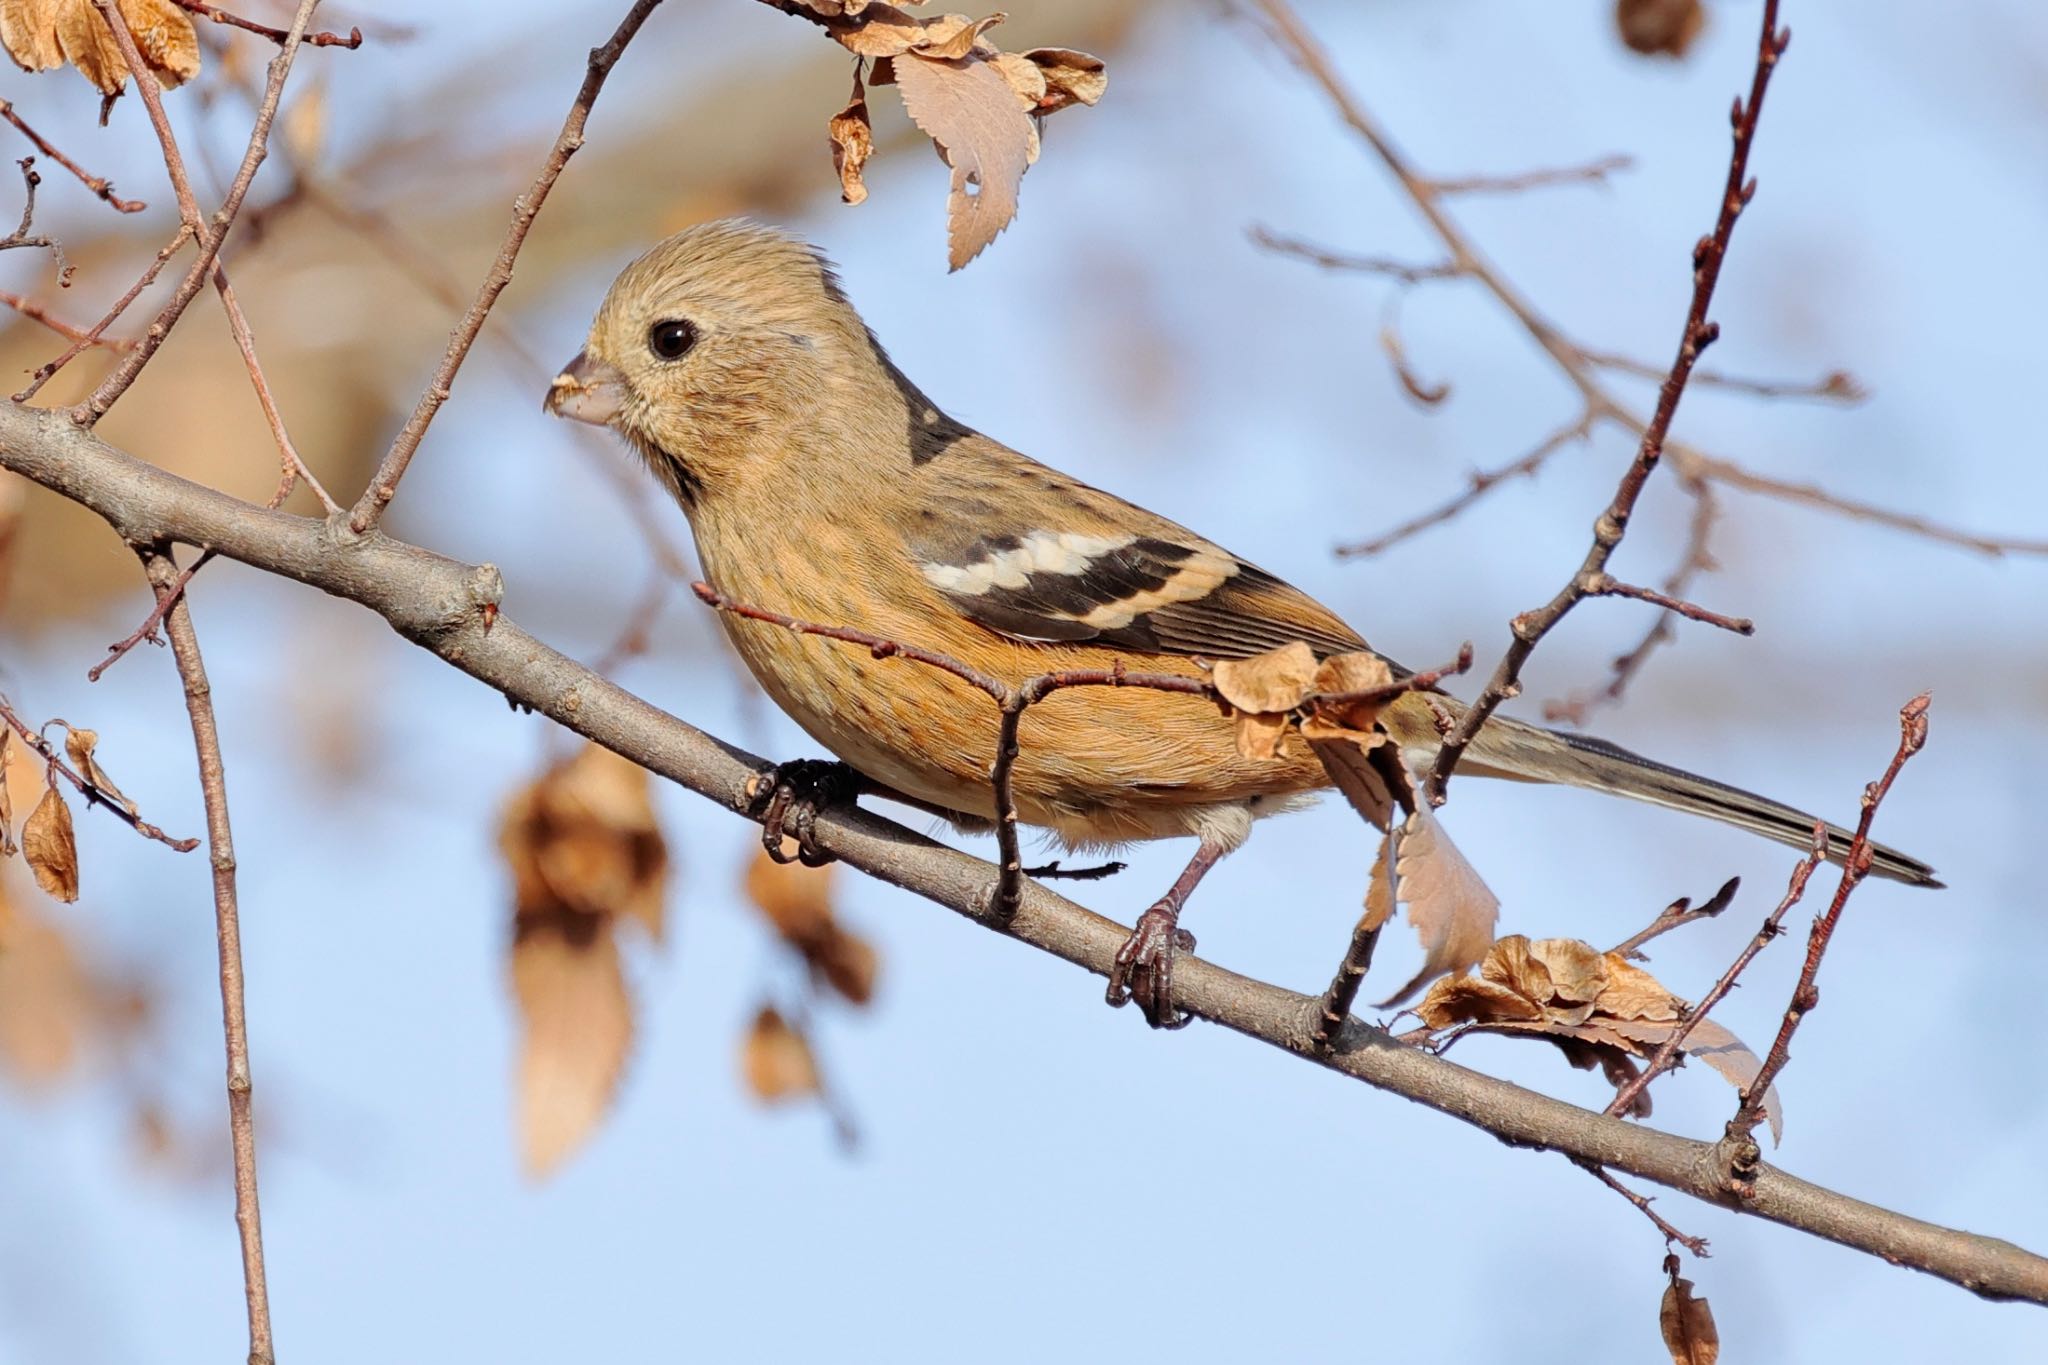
545, 350, 628, 426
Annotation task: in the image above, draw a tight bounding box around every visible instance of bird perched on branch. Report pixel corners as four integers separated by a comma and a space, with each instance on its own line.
547, 220, 1936, 1028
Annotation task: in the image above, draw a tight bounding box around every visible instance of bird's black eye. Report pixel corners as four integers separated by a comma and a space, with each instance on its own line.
648, 319, 697, 361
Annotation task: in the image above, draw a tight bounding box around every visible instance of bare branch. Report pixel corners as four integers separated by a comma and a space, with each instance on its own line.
5, 406, 2041, 1303
139, 548, 273, 1365
0, 98, 146, 212
1423, 6, 1789, 804
171, 0, 363, 47
347, 0, 670, 534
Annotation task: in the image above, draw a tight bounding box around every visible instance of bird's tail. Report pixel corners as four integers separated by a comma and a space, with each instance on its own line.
1445, 711, 1941, 887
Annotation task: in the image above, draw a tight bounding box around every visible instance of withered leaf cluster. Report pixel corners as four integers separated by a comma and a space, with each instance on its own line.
1417, 935, 1782, 1139
498, 743, 670, 1178
1210, 641, 1499, 1003
775, 0, 1105, 268
738, 840, 879, 1110
745, 838, 877, 1007
0, 0, 201, 95
0, 722, 142, 905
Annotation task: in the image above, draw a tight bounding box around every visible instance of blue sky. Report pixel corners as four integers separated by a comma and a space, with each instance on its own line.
3, 2, 2046, 1360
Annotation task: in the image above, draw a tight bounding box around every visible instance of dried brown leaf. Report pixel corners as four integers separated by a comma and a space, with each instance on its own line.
746, 838, 837, 945
0, 728, 15, 859
990, 50, 1043, 110
828, 2, 926, 58
499, 744, 669, 941
893, 50, 1037, 270
1660, 1274, 1719, 1365
1309, 650, 1394, 731
1212, 641, 1318, 714
1213, 641, 1316, 760
745, 843, 879, 1006
22, 780, 77, 903
117, 0, 197, 87
1681, 1018, 1782, 1144
914, 11, 1002, 61
828, 68, 874, 205
0, 0, 62, 71
1303, 729, 1398, 828
742, 1005, 820, 1103
62, 727, 136, 817
1021, 47, 1106, 113
53, 0, 125, 94
1361, 828, 1394, 931
511, 909, 631, 1178
0, 886, 90, 1085
1422, 935, 1781, 1137
1616, 0, 1704, 58
1377, 807, 1499, 1005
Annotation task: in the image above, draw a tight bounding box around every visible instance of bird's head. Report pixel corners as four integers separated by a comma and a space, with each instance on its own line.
546, 219, 887, 505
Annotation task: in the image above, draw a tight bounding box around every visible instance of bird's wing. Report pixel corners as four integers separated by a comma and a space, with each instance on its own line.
906, 445, 1371, 661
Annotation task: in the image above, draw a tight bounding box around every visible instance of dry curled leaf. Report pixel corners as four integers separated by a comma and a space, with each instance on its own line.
742, 1005, 820, 1103
499, 743, 669, 941
1212, 640, 1317, 760
0, 728, 16, 859
40, 0, 199, 95
1375, 806, 1499, 1005
62, 727, 136, 817
746, 841, 878, 1005
499, 745, 669, 1178
22, 779, 77, 903
1019, 47, 1105, 113
1616, 0, 1704, 58
510, 907, 631, 1179
1417, 935, 1782, 1140
828, 68, 874, 206
894, 49, 1037, 270
0, 0, 63, 71
1660, 1273, 1719, 1365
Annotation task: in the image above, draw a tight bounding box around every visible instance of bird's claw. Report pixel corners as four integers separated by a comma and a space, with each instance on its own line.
1106, 904, 1197, 1030
747, 758, 859, 867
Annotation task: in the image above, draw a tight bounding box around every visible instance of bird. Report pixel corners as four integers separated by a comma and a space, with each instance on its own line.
546, 219, 1937, 1028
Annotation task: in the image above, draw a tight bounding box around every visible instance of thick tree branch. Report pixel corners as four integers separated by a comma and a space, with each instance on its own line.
2, 402, 2042, 1305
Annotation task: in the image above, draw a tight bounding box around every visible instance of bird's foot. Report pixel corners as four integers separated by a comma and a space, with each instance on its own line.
1106, 903, 1197, 1030
747, 758, 860, 867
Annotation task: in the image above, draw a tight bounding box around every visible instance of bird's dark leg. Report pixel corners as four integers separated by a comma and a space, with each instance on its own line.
1106, 839, 1229, 1030
747, 758, 863, 867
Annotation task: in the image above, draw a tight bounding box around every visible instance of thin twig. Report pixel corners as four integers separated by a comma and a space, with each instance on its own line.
1572, 1157, 1711, 1256
0, 289, 139, 351
0, 158, 70, 281
139, 548, 273, 1365
1608, 876, 1741, 960
0, 691, 199, 850
14, 226, 194, 402
1422, 3, 1790, 804
1248, 225, 1461, 284
1429, 153, 1634, 196
347, 0, 670, 534
1584, 347, 1865, 403
89, 550, 215, 681
1336, 414, 1597, 559
70, 0, 325, 424
1546, 474, 1724, 724
1603, 827, 1828, 1123
0, 99, 145, 212
171, 0, 363, 47
1730, 693, 1931, 1140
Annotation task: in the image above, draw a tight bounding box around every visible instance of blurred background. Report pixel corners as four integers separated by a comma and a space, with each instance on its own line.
2, 0, 2045, 1360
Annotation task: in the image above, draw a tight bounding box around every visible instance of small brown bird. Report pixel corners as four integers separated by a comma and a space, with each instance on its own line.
547, 220, 1936, 1026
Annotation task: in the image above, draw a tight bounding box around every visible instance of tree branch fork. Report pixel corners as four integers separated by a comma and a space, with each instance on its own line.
3, 400, 2042, 1306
